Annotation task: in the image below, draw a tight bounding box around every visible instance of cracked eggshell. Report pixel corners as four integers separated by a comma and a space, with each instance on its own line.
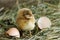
6, 28, 20, 38
37, 16, 51, 29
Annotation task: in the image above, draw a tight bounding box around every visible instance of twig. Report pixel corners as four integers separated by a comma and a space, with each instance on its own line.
0, 9, 9, 20
44, 2, 58, 9
16, 0, 20, 9
0, 7, 4, 12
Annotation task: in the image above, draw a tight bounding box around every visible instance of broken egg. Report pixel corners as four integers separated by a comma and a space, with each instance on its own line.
37, 16, 51, 29
6, 28, 20, 38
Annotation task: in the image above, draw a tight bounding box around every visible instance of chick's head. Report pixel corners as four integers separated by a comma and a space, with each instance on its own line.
17, 8, 33, 20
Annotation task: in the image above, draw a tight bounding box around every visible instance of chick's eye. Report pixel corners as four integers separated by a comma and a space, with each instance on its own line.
23, 10, 32, 16
25, 13, 29, 15
24, 12, 29, 15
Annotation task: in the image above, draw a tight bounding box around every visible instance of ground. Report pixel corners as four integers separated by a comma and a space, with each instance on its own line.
0, 0, 60, 40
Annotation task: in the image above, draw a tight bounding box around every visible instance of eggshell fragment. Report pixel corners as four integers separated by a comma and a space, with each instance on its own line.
37, 16, 51, 29
6, 28, 20, 38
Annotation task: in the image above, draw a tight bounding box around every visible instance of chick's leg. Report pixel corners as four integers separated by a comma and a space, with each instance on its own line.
29, 31, 32, 37
20, 30, 25, 37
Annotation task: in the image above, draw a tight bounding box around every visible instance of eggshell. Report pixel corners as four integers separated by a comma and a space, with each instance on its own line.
37, 16, 51, 29
6, 28, 20, 38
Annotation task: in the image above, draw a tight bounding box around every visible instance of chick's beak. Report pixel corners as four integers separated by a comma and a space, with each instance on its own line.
25, 15, 32, 19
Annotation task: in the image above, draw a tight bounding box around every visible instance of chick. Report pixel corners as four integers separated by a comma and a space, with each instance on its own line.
16, 8, 35, 36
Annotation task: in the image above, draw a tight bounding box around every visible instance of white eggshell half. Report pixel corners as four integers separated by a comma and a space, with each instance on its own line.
6, 28, 20, 38
37, 17, 51, 29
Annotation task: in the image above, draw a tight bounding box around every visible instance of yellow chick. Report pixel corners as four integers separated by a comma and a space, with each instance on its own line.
16, 8, 35, 36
